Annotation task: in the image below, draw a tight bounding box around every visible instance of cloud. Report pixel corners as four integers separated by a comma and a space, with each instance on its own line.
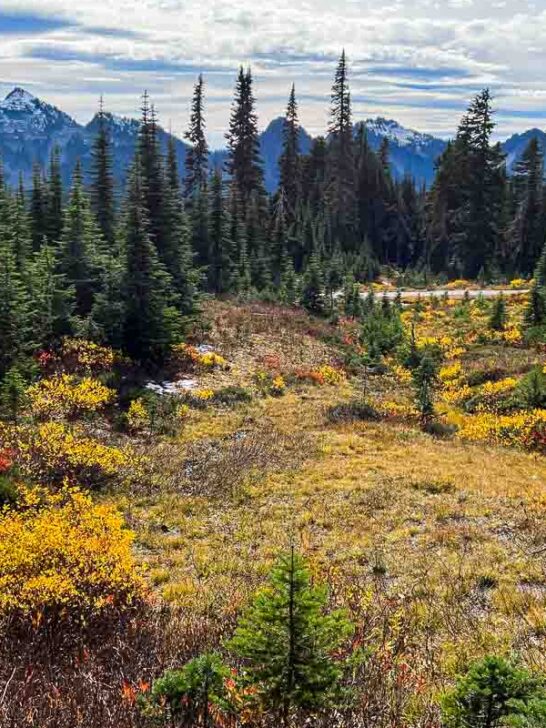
0, 0, 545, 145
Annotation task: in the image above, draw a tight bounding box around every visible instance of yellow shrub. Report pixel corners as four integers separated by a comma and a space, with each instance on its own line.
195, 389, 214, 401
59, 338, 116, 372
510, 278, 528, 289
0, 487, 143, 621
126, 398, 150, 433
1, 421, 138, 488
27, 374, 115, 419
172, 343, 229, 370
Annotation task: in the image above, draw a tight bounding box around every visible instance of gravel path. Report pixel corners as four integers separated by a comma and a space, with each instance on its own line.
367, 288, 528, 300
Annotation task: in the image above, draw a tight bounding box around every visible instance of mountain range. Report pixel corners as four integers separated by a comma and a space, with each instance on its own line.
1, 87, 545, 194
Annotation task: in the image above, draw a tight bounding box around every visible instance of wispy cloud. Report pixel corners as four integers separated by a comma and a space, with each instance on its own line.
0, 0, 545, 146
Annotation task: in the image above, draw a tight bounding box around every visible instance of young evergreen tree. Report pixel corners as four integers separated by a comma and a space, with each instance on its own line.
441, 656, 546, 728
301, 253, 326, 315
278, 85, 302, 217
146, 654, 230, 728
0, 366, 28, 422
489, 294, 507, 331
184, 74, 209, 199
90, 99, 116, 246
525, 283, 546, 328
228, 549, 353, 726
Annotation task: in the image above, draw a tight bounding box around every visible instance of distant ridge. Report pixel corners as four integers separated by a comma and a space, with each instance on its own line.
0, 87, 543, 192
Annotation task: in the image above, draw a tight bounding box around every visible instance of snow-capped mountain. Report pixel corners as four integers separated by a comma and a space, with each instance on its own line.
502, 128, 546, 172
0, 87, 544, 194
0, 88, 189, 190
362, 117, 447, 185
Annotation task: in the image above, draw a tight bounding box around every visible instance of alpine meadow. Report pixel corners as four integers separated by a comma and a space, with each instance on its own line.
4, 5, 546, 726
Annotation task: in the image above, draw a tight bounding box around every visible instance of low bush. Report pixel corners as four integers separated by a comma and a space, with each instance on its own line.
212, 385, 253, 406
327, 400, 381, 423
0, 487, 144, 627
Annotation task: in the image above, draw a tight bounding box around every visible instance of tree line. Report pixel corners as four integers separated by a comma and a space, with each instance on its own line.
1, 52, 546, 372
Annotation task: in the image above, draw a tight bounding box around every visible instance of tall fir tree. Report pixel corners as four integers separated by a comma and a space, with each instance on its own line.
138, 93, 168, 262
59, 161, 101, 317
122, 162, 175, 364
327, 50, 356, 250
91, 98, 116, 246
184, 74, 209, 198
225, 67, 265, 209
30, 162, 47, 251
208, 170, 234, 294
46, 146, 63, 245
278, 85, 302, 217
164, 136, 197, 311
508, 136, 545, 276
0, 242, 34, 377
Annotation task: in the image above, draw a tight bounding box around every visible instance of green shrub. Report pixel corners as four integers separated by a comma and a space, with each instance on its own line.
141, 653, 231, 727
327, 400, 381, 423
517, 367, 546, 409
441, 656, 546, 728
212, 386, 252, 406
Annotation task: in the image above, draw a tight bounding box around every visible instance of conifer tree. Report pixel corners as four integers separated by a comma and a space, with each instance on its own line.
89, 253, 125, 348
59, 161, 101, 317
508, 136, 545, 276
228, 549, 353, 726
246, 191, 270, 290
184, 74, 209, 198
228, 182, 251, 293
301, 253, 326, 315
46, 146, 63, 244
279, 85, 301, 216
489, 294, 507, 331
525, 284, 546, 328
27, 243, 74, 344
164, 136, 197, 310
208, 170, 234, 294
327, 50, 356, 249
0, 242, 34, 377
91, 99, 116, 246
138, 93, 168, 260
225, 67, 265, 208
122, 162, 175, 364
5, 177, 31, 272
30, 162, 47, 251
271, 191, 290, 288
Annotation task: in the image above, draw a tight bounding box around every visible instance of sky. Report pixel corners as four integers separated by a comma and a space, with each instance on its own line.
1, 0, 546, 148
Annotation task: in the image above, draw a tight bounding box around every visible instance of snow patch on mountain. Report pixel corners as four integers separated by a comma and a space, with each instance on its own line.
364, 117, 438, 151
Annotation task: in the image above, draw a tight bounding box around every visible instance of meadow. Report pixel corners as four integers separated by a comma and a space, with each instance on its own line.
2, 288, 546, 727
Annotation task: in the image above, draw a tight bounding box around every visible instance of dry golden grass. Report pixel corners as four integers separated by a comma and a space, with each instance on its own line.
109, 298, 546, 706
